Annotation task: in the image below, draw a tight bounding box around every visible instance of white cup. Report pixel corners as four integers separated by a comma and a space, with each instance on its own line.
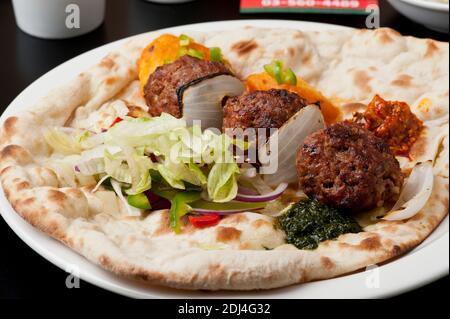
12, 0, 106, 39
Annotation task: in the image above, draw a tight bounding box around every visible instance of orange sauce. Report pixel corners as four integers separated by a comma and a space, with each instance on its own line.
138, 34, 211, 95
363, 95, 424, 157
245, 72, 341, 125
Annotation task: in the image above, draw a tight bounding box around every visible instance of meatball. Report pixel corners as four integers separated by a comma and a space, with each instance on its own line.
222, 89, 308, 130
296, 121, 404, 213
144, 55, 231, 118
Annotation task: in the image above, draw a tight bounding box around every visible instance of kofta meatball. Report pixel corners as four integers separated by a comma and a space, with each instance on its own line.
296, 121, 404, 213
144, 55, 231, 118
222, 89, 308, 130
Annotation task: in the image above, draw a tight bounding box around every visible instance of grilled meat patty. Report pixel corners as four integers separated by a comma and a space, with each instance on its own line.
144, 55, 231, 118
297, 121, 404, 213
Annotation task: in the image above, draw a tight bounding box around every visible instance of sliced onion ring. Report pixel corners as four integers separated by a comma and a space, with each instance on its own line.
383, 161, 434, 221
259, 105, 325, 186
177, 74, 245, 130
236, 183, 288, 203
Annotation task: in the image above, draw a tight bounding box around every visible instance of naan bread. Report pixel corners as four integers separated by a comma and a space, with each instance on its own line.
0, 27, 448, 290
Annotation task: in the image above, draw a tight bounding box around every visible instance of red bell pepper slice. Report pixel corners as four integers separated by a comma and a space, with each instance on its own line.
188, 214, 220, 229
110, 117, 123, 127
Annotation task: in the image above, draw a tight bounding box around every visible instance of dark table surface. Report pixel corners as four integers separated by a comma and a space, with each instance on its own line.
0, 0, 448, 299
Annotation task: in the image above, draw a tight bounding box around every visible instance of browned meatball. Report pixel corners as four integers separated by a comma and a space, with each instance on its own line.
144, 55, 231, 118
222, 89, 308, 130
296, 121, 404, 213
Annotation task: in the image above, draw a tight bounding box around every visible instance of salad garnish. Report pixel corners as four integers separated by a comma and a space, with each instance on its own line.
44, 113, 285, 233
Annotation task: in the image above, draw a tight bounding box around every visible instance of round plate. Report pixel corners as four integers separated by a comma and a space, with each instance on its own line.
0, 20, 448, 299
388, 0, 449, 33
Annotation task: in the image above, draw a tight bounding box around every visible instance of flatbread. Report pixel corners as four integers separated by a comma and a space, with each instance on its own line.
0, 27, 448, 290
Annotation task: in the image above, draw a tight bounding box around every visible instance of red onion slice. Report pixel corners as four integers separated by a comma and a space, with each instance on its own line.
235, 182, 288, 202
192, 207, 263, 215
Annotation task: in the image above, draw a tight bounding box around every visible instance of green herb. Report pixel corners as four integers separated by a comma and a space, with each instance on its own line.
210, 47, 222, 62
169, 191, 202, 234
264, 60, 297, 86
276, 198, 362, 250
127, 193, 151, 210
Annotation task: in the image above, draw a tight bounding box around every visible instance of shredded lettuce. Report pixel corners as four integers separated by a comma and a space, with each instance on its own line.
207, 163, 240, 202
120, 145, 154, 195
44, 128, 85, 155
111, 100, 130, 118
44, 113, 241, 208
104, 149, 132, 184
111, 179, 141, 216
106, 114, 186, 147
47, 155, 96, 187
157, 163, 185, 190
77, 146, 120, 176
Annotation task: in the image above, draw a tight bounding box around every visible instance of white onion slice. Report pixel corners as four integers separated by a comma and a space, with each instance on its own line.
240, 163, 257, 179
424, 115, 449, 128
235, 183, 288, 202
111, 179, 141, 217
91, 175, 111, 193
259, 105, 325, 186
237, 186, 259, 195
179, 74, 245, 130
383, 161, 434, 221
239, 172, 274, 195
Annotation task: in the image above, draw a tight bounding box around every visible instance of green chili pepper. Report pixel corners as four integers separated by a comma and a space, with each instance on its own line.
179, 34, 193, 46
283, 68, 298, 86
264, 60, 297, 86
210, 47, 222, 62
178, 46, 188, 57
170, 191, 202, 234
264, 60, 284, 84
151, 184, 177, 201
187, 48, 205, 60
127, 193, 151, 210
190, 200, 267, 211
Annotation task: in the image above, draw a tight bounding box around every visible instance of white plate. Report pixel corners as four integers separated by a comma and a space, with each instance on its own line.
0, 20, 448, 299
388, 0, 449, 33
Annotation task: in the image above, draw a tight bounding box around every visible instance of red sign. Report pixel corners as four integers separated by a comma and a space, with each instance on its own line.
241, 0, 379, 14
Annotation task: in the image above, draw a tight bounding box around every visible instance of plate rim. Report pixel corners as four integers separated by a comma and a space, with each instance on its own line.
398, 0, 450, 12
0, 19, 448, 299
